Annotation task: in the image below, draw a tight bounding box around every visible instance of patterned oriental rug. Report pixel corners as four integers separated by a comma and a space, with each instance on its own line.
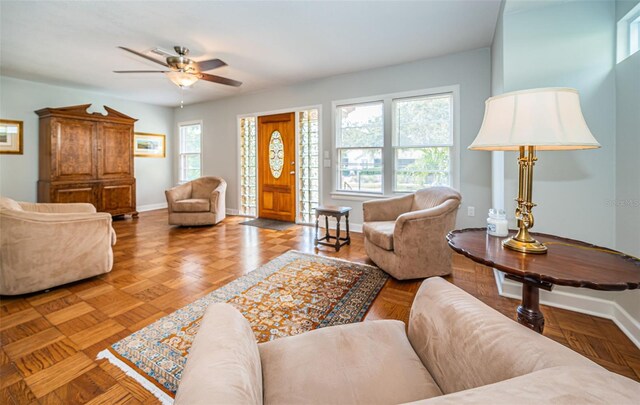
97, 250, 388, 404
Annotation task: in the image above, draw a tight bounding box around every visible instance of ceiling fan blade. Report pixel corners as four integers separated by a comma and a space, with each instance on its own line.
196, 58, 227, 71
113, 70, 170, 73
118, 46, 169, 67
198, 73, 242, 87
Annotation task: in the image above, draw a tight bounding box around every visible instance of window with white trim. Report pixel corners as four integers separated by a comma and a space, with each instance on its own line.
333, 88, 457, 196
178, 122, 202, 182
336, 102, 384, 193
393, 94, 453, 192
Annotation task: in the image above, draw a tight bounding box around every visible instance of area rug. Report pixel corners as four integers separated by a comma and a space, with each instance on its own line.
97, 250, 388, 404
240, 217, 295, 231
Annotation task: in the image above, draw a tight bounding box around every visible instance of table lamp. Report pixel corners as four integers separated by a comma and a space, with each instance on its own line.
469, 88, 600, 254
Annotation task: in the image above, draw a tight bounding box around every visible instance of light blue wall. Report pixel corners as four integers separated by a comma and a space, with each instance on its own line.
173, 48, 492, 228
0, 77, 173, 208
502, 0, 617, 248
615, 0, 640, 257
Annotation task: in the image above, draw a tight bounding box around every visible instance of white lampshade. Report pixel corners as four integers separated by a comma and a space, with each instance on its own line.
166, 71, 199, 88
469, 87, 600, 151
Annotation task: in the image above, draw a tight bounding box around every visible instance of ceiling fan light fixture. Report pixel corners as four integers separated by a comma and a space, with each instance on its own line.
166, 71, 198, 88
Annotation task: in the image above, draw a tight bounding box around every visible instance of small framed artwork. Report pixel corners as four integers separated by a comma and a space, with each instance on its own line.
134, 132, 166, 158
0, 119, 24, 155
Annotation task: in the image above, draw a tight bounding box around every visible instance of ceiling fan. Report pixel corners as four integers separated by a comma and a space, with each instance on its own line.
114, 46, 242, 88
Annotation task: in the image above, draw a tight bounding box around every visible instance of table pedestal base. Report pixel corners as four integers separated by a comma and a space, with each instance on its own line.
506, 275, 553, 334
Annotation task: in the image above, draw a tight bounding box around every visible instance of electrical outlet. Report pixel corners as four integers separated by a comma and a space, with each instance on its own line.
467, 206, 475, 217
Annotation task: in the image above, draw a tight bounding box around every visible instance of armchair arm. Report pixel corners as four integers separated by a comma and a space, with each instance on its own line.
405, 366, 639, 405
165, 183, 192, 206
0, 210, 115, 293
209, 180, 227, 214
393, 199, 459, 254
18, 202, 97, 214
407, 278, 599, 395
363, 194, 414, 222
175, 303, 263, 405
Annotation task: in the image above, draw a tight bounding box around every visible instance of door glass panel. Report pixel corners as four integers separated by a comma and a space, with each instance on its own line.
268, 131, 284, 179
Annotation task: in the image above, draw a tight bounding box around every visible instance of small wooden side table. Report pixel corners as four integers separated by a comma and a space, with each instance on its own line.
314, 206, 352, 252
447, 228, 640, 333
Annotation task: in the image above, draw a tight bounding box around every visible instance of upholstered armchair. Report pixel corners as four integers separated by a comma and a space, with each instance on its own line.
174, 277, 639, 404
362, 186, 461, 280
165, 176, 226, 226
0, 197, 116, 295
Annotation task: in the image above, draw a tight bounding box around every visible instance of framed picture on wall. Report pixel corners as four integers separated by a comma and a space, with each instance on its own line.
0, 119, 23, 154
134, 132, 166, 158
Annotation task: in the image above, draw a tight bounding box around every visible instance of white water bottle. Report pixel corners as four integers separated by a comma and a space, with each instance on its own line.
487, 209, 509, 237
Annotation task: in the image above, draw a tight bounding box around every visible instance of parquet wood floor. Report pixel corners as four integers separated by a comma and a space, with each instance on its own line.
1, 210, 639, 404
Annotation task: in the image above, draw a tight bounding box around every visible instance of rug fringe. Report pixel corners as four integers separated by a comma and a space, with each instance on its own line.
97, 349, 173, 405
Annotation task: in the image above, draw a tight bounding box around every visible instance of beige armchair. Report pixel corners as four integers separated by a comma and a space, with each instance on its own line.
0, 196, 116, 295
165, 176, 226, 226
174, 277, 639, 405
363, 186, 461, 280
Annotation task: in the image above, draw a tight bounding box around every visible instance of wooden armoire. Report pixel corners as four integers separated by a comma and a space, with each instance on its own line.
36, 104, 138, 217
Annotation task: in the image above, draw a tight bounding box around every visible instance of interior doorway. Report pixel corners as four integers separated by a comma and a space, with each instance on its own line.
257, 112, 296, 222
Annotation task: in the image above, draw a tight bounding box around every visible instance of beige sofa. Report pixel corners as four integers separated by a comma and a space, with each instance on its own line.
175, 277, 639, 404
165, 176, 226, 226
363, 187, 461, 280
0, 197, 116, 295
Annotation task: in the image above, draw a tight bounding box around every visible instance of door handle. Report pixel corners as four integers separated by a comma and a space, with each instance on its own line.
290, 171, 295, 174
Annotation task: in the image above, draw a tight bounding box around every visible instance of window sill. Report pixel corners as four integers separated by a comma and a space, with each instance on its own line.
330, 191, 391, 201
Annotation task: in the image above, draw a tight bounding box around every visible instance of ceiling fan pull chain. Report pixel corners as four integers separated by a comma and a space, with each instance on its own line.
180, 86, 184, 109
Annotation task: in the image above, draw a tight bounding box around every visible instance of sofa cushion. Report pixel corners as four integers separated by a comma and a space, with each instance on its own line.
174, 303, 263, 405
0, 197, 23, 211
258, 319, 442, 405
173, 198, 210, 212
363, 221, 395, 250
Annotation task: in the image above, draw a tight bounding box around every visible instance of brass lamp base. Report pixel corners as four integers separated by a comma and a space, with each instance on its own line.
503, 236, 548, 254
505, 145, 548, 255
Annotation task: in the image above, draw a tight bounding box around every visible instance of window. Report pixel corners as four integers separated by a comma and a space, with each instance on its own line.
335, 102, 384, 193
333, 87, 458, 196
298, 108, 320, 223
617, 3, 640, 62
393, 94, 453, 192
239, 117, 257, 216
178, 122, 202, 182
631, 14, 640, 55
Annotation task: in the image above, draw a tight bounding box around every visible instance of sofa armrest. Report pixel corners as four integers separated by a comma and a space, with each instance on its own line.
363, 194, 414, 222
403, 366, 640, 405
19, 202, 97, 214
407, 278, 600, 395
165, 183, 192, 206
175, 303, 263, 405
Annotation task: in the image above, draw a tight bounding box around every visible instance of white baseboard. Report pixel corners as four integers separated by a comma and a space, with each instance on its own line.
226, 208, 240, 215
137, 202, 168, 212
494, 270, 640, 348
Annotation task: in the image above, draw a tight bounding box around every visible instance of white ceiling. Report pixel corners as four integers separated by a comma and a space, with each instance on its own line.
0, 1, 501, 107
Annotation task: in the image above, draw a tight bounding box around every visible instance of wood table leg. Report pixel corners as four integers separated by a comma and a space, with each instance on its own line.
334, 215, 341, 252
505, 274, 552, 334
517, 284, 545, 333
314, 214, 320, 245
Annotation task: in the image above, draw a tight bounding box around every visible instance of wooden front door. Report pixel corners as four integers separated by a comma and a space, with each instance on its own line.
258, 112, 296, 222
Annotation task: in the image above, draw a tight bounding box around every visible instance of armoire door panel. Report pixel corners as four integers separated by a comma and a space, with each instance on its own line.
101, 183, 134, 212
51, 119, 96, 181
99, 123, 132, 179
53, 186, 96, 206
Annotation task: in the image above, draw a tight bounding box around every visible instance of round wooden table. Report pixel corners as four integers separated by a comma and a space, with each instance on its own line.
447, 228, 640, 333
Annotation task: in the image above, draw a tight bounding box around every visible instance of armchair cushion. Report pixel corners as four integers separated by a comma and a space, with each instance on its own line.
0, 197, 22, 211
173, 198, 210, 213
258, 320, 442, 405
363, 221, 396, 251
